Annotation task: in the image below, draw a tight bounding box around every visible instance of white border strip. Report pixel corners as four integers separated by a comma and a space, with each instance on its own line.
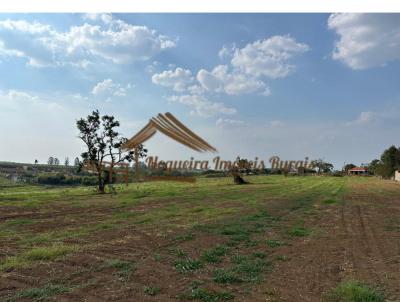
0, 0, 399, 13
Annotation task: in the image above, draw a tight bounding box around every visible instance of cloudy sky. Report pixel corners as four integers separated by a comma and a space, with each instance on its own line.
0, 13, 399, 168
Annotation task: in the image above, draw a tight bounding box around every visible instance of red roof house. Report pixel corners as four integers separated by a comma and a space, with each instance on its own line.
348, 167, 368, 175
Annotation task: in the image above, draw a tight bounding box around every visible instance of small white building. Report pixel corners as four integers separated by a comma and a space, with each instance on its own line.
395, 170, 400, 182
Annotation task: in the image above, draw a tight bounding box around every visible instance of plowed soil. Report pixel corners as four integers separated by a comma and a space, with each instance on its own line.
0, 176, 399, 301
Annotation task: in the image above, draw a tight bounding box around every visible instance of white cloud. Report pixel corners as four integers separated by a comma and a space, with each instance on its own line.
91, 79, 131, 97
216, 118, 245, 127
328, 13, 400, 70
168, 94, 237, 117
83, 13, 113, 24
218, 44, 235, 60
261, 87, 271, 97
150, 35, 307, 118
270, 120, 284, 127
145, 61, 160, 74
347, 111, 375, 125
197, 65, 267, 95
187, 85, 204, 95
152, 67, 193, 92
6, 89, 38, 101
0, 18, 176, 68
231, 35, 310, 79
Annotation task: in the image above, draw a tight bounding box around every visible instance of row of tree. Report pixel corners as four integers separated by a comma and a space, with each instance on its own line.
43, 157, 80, 166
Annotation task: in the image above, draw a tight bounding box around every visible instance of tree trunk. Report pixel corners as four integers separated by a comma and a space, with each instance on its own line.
233, 175, 245, 184
98, 174, 105, 193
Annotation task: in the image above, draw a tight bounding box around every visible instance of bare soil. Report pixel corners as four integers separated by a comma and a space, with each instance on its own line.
0, 180, 399, 301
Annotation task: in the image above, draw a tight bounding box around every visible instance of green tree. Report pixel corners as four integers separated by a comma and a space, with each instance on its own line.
367, 159, 380, 175
374, 145, 400, 179
64, 157, 70, 166
76, 110, 145, 193
54, 158, 60, 165
311, 159, 334, 174
47, 157, 54, 165
344, 163, 356, 173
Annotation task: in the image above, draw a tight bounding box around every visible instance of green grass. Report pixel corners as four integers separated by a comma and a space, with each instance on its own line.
183, 287, 234, 302
144, 286, 161, 296
323, 199, 337, 205
101, 259, 135, 280
201, 245, 229, 263
288, 226, 310, 237
275, 255, 288, 261
171, 248, 188, 258
266, 239, 283, 248
232, 257, 268, 283
213, 268, 242, 284
5, 218, 35, 226
175, 232, 195, 242
174, 258, 203, 273
5, 284, 70, 302
328, 280, 385, 302
0, 244, 77, 271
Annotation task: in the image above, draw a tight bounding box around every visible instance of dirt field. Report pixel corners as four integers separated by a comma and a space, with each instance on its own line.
0, 176, 399, 301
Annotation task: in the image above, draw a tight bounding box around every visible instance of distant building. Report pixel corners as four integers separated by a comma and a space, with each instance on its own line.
348, 167, 368, 175
395, 170, 400, 182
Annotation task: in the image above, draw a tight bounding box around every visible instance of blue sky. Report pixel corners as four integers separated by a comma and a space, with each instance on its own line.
0, 13, 399, 168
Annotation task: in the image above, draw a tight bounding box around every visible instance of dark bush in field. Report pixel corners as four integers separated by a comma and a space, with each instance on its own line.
37, 173, 97, 186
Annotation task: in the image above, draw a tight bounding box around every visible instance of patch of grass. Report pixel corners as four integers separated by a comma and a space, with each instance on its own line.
6, 218, 35, 226
172, 248, 188, 258
95, 222, 114, 230
244, 211, 271, 222
384, 218, 400, 232
251, 252, 267, 259
328, 280, 385, 302
231, 253, 247, 264
266, 239, 283, 248
6, 284, 70, 301
288, 226, 310, 237
174, 258, 203, 273
232, 257, 268, 283
323, 199, 337, 205
220, 224, 250, 236
201, 245, 229, 263
1, 244, 77, 271
103, 259, 135, 280
144, 286, 161, 296
213, 269, 242, 284
275, 255, 288, 261
183, 287, 234, 302
24, 245, 75, 261
227, 234, 248, 246
175, 232, 195, 242
154, 253, 161, 261
244, 239, 261, 247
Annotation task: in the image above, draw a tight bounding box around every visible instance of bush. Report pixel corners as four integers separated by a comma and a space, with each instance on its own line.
37, 173, 97, 186
328, 280, 385, 302
81, 176, 98, 186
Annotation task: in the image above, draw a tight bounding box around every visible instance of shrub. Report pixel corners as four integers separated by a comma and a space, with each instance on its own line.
328, 280, 385, 302
37, 173, 97, 186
